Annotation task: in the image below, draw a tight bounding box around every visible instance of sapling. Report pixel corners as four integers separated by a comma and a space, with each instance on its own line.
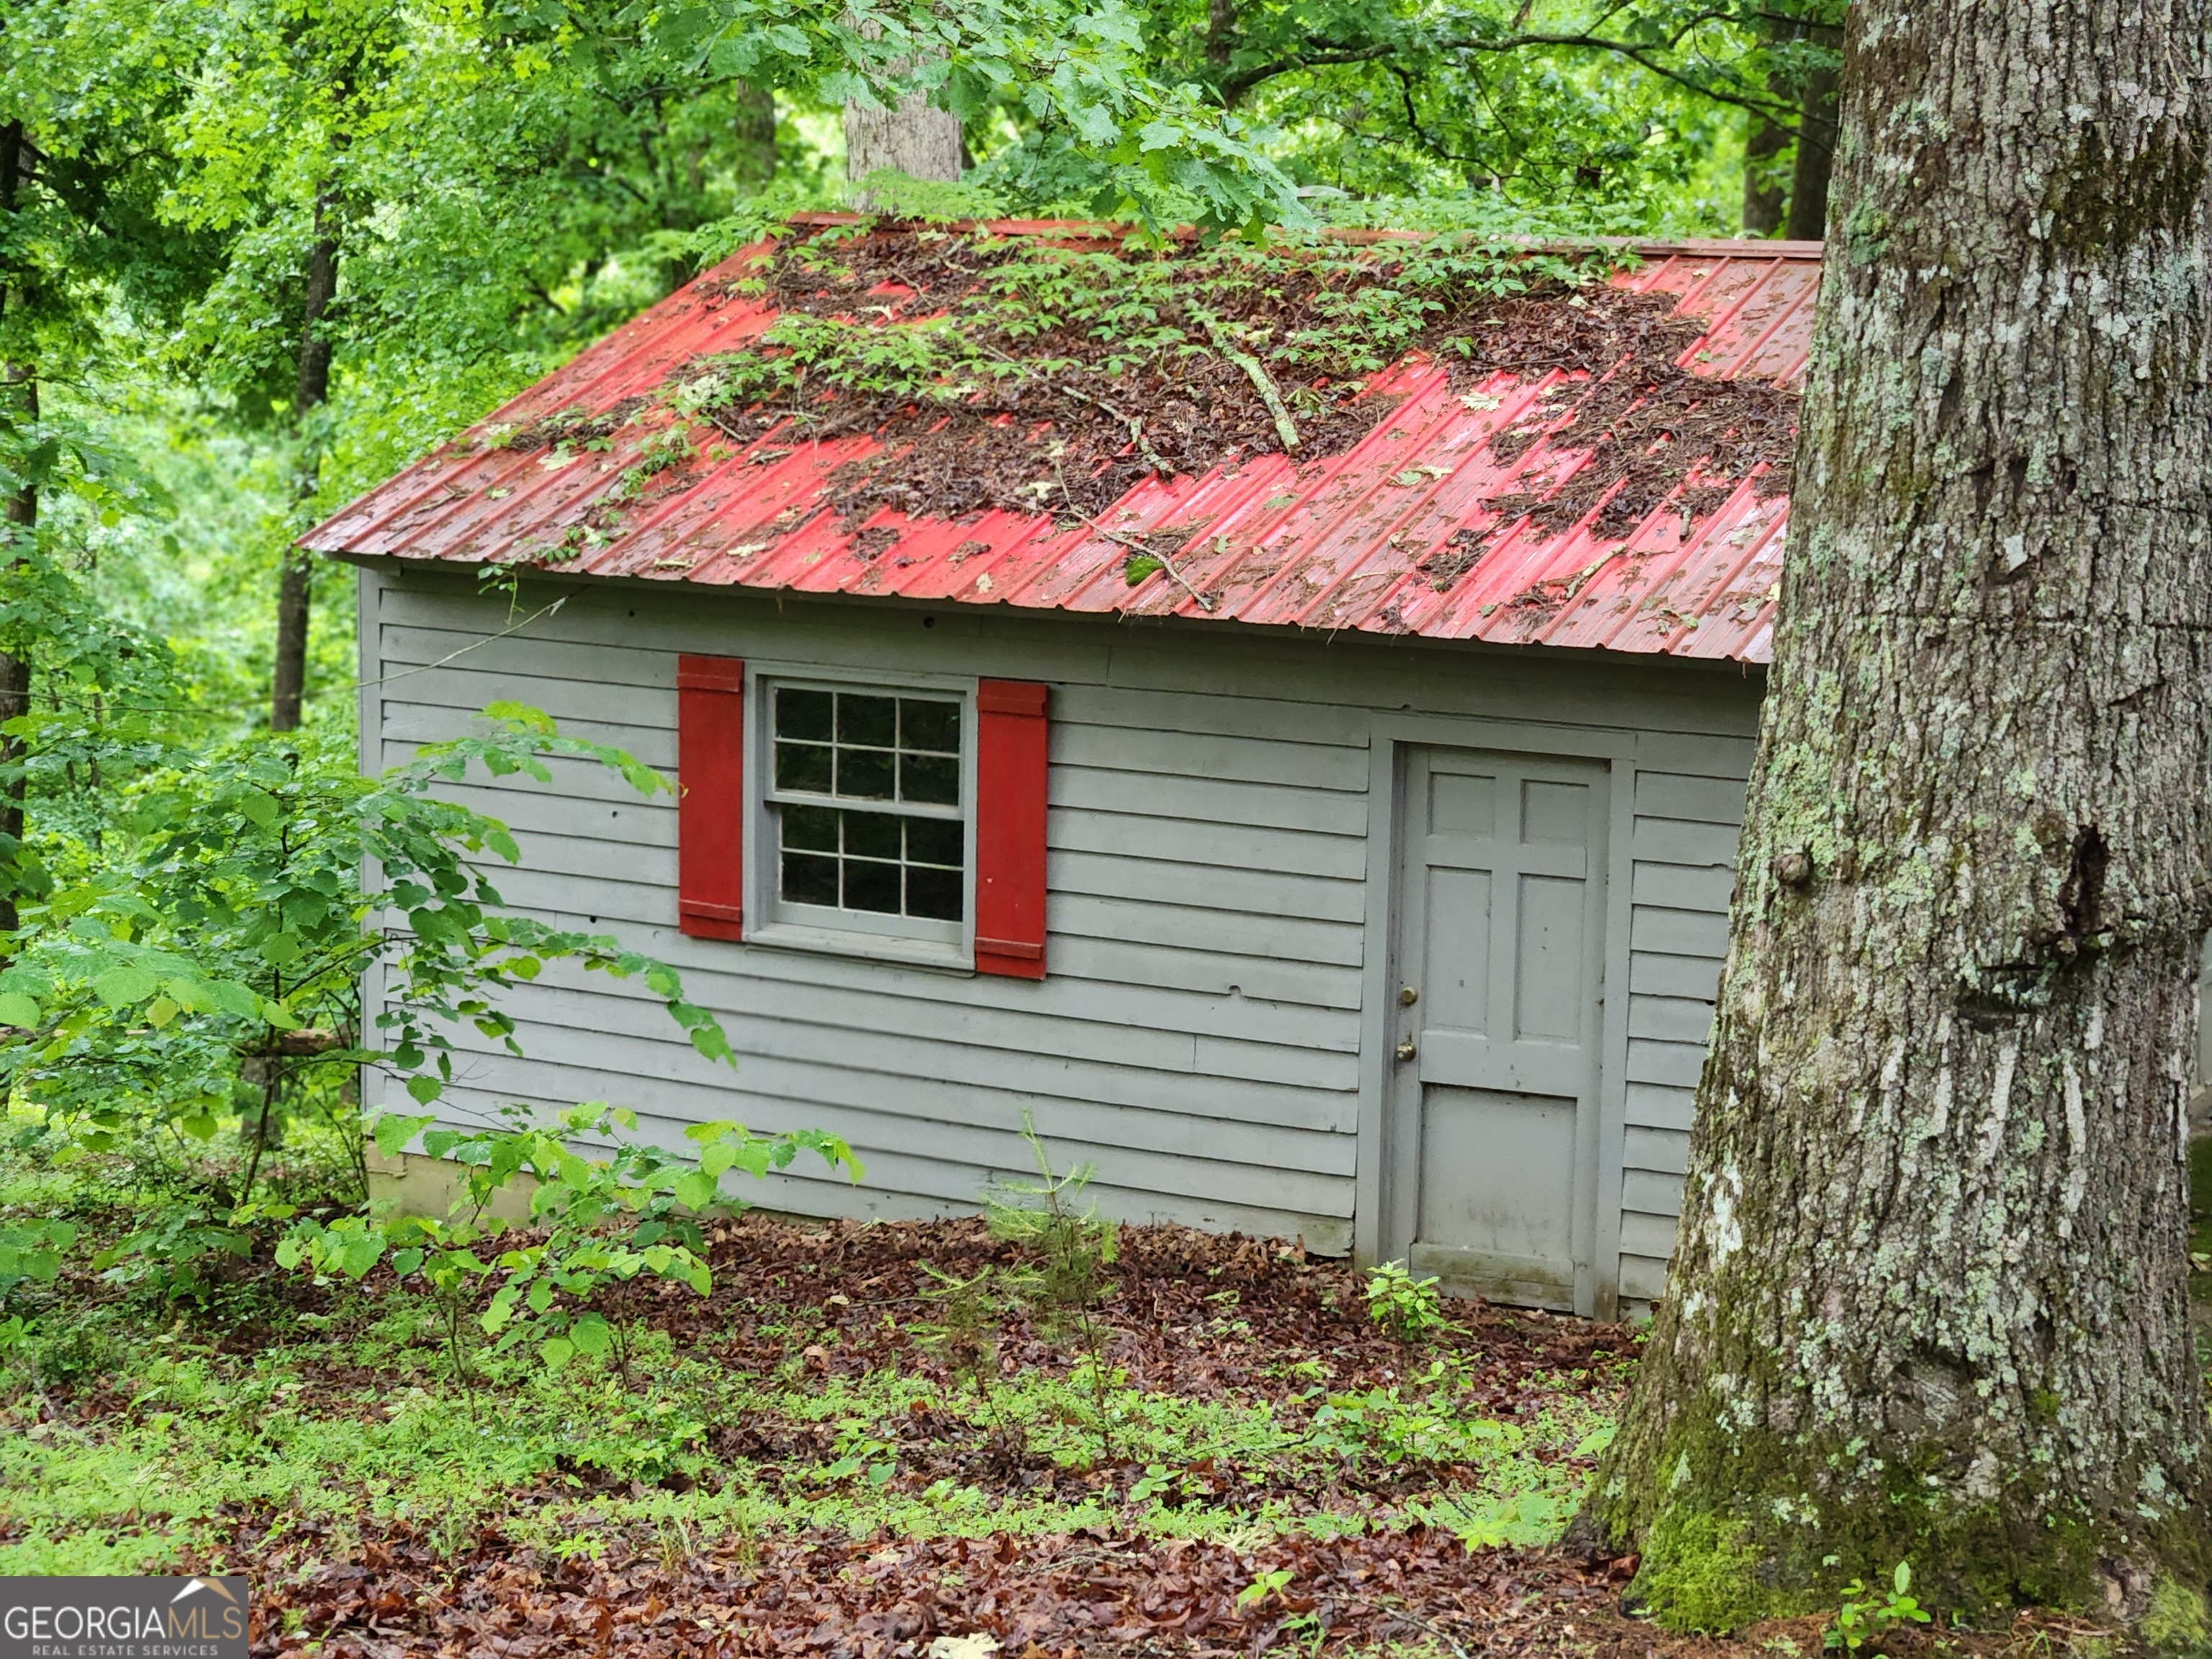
279, 1104, 861, 1393
1362, 1259, 1449, 1340
914, 1262, 1014, 1442
984, 1112, 1123, 1463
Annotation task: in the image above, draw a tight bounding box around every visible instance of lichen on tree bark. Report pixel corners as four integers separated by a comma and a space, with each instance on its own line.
1583, 0, 2212, 1629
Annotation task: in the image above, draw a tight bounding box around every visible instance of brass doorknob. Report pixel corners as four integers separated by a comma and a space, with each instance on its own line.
1395, 1040, 1417, 1062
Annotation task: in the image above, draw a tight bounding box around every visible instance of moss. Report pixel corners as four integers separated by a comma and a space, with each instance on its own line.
1631, 1510, 1799, 1632
2144, 1578, 2212, 1657
1598, 1390, 2124, 1630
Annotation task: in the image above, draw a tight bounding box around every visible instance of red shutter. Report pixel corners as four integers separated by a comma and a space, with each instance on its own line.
974, 678, 1048, 979
675, 655, 746, 941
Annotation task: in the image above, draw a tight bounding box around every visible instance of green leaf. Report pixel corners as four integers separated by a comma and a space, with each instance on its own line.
673, 1170, 718, 1211
406, 1074, 444, 1105
373, 1114, 436, 1158
91, 966, 158, 1008
237, 792, 279, 827
0, 992, 40, 1028
484, 701, 556, 735
539, 1336, 575, 1370
144, 995, 180, 1029
341, 1234, 387, 1278
1123, 554, 1164, 585
181, 1113, 218, 1142
570, 1314, 612, 1356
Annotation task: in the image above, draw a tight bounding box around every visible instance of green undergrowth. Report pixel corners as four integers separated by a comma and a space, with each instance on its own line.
0, 1303, 1611, 1575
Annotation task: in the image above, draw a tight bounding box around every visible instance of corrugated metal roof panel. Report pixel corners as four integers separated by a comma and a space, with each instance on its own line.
305, 228, 1819, 664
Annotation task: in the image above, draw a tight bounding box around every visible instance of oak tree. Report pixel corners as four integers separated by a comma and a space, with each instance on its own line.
1583, 0, 2212, 1632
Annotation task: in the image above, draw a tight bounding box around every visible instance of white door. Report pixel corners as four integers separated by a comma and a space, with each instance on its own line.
1387, 747, 1609, 1313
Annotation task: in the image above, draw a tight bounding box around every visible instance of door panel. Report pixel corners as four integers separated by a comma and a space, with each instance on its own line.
1516, 876, 1587, 1040
1421, 868, 1492, 1033
1390, 747, 1609, 1313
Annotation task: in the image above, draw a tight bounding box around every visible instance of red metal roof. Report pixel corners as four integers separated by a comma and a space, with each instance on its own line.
305, 228, 1820, 664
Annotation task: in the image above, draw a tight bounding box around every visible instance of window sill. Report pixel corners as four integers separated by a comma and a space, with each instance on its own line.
743, 920, 974, 973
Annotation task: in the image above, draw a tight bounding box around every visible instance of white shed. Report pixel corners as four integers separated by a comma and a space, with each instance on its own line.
310, 224, 1822, 1319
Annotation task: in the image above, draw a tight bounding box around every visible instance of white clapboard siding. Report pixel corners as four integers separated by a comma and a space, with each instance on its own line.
360, 565, 1756, 1277
1617, 765, 1749, 1307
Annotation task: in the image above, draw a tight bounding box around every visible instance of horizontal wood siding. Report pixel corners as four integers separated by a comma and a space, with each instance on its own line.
359, 567, 1757, 1273
1620, 765, 1748, 1306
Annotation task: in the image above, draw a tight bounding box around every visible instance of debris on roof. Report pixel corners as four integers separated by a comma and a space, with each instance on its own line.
304, 218, 1820, 663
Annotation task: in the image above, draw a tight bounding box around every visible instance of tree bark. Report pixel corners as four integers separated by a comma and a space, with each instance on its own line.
844, 76, 962, 202
1207, 0, 1238, 79
734, 84, 777, 192
0, 121, 34, 938
271, 208, 338, 734
1742, 113, 1789, 235
1584, 0, 2212, 1632
1781, 26, 1841, 241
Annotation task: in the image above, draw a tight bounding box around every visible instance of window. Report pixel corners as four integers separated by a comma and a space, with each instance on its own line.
675, 654, 1047, 976
763, 683, 969, 944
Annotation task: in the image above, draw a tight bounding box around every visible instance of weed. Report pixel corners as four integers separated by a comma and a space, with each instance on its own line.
1826, 1563, 1930, 1653
1363, 1259, 1449, 1339
279, 1104, 860, 1391
1236, 1567, 1295, 1610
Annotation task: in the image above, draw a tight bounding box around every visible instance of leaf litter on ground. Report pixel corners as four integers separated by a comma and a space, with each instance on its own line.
0, 1210, 2125, 1657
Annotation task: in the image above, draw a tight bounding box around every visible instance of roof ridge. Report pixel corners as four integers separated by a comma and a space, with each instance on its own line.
777, 210, 1822, 261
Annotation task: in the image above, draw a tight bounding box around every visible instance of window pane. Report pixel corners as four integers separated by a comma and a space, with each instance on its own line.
782, 804, 838, 852
843, 809, 902, 860
837, 693, 896, 747
842, 858, 901, 914
907, 817, 963, 868
901, 752, 959, 806
907, 865, 962, 920
777, 687, 832, 741
782, 851, 839, 907
775, 740, 833, 793
838, 746, 895, 799
900, 698, 960, 752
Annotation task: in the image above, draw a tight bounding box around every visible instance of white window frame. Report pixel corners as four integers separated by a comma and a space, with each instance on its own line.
743, 662, 979, 970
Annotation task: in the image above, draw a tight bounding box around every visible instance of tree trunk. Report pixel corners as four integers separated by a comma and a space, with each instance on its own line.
1781, 27, 1840, 241
0, 121, 34, 938
1583, 0, 2212, 1633
735, 84, 776, 192
1742, 113, 1789, 235
0, 372, 30, 941
1207, 0, 1238, 83
844, 77, 962, 203
271, 210, 338, 734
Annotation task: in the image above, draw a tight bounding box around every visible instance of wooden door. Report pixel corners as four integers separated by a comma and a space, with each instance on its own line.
1388, 747, 1609, 1313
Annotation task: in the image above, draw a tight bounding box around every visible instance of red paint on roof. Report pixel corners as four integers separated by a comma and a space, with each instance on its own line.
305, 230, 1821, 665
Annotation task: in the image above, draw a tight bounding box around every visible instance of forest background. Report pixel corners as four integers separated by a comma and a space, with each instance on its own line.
4, 0, 1835, 746
0, 0, 1841, 1317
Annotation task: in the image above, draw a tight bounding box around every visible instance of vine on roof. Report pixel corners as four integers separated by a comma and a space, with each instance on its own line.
484, 219, 1799, 588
